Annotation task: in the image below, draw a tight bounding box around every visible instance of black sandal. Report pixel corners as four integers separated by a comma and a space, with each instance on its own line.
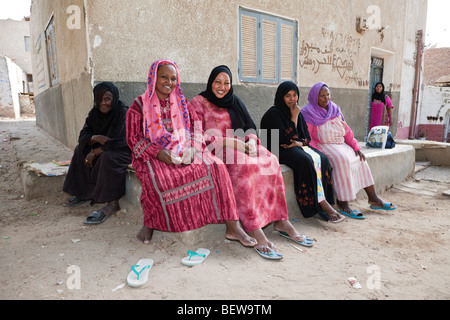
64, 196, 87, 207
83, 210, 111, 225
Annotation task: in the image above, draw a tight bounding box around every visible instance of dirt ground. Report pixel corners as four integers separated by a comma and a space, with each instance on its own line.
1, 119, 449, 301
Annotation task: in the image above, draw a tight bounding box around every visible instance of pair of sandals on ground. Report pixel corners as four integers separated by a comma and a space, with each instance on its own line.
127, 249, 209, 287
64, 196, 120, 224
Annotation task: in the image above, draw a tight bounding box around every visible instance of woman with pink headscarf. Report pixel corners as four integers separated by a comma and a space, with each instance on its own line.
301, 82, 396, 219
126, 60, 256, 246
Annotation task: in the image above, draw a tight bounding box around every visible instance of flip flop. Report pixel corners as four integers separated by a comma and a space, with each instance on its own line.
370, 202, 397, 211
83, 210, 111, 225
329, 212, 346, 224
339, 209, 366, 220
254, 245, 283, 260
63, 196, 87, 207
127, 259, 154, 287
181, 248, 210, 266
277, 231, 314, 247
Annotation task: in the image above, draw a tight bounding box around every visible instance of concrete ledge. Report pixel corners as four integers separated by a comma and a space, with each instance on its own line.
357, 143, 415, 198
396, 139, 450, 166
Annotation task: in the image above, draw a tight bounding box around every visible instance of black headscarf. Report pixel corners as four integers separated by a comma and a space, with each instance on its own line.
200, 65, 256, 134
371, 82, 386, 105
274, 81, 299, 119
272, 81, 310, 144
79, 82, 129, 151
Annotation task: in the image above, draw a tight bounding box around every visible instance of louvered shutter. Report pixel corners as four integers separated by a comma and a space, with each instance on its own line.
281, 24, 294, 81
240, 14, 258, 79
262, 19, 276, 81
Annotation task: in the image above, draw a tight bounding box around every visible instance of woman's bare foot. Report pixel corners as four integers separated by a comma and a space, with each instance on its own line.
247, 228, 275, 254
328, 210, 345, 223
336, 199, 353, 215
319, 200, 345, 222
273, 220, 308, 243
136, 225, 153, 244
225, 220, 257, 247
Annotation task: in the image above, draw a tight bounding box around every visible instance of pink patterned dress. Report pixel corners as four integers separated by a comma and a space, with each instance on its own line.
126, 96, 239, 232
190, 95, 289, 233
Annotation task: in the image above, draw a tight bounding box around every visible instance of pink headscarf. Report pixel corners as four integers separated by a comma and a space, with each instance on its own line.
141, 60, 191, 157
301, 82, 344, 127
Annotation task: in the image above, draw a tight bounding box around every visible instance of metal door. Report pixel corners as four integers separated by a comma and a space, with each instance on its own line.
365, 57, 384, 139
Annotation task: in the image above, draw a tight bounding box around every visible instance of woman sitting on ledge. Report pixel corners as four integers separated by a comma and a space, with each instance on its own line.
301, 82, 397, 219
126, 60, 255, 246
191, 66, 314, 259
63, 82, 131, 224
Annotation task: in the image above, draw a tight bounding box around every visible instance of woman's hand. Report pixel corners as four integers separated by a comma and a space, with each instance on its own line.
246, 138, 257, 157
157, 149, 181, 165
289, 104, 301, 118
288, 104, 301, 126
281, 139, 303, 149
355, 150, 366, 162
90, 135, 111, 146
84, 149, 98, 168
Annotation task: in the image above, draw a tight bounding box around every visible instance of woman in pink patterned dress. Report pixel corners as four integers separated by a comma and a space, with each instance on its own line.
191, 65, 314, 258
126, 60, 256, 247
301, 82, 396, 219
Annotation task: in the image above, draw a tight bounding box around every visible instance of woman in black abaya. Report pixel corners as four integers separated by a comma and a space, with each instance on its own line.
63, 82, 131, 224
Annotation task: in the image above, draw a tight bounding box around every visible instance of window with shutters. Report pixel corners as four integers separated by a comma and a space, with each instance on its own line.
239, 8, 297, 83
45, 16, 59, 86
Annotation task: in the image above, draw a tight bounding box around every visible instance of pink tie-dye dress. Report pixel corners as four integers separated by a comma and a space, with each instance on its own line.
190, 95, 289, 233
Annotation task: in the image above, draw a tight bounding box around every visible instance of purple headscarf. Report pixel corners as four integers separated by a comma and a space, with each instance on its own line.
301, 82, 343, 127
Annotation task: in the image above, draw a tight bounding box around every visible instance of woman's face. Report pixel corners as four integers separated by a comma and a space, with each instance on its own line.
375, 83, 383, 93
99, 91, 113, 114
318, 86, 330, 109
155, 64, 177, 99
211, 72, 231, 99
283, 90, 298, 108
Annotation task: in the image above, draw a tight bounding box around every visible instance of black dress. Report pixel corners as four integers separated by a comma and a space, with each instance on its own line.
260, 83, 334, 220
63, 82, 131, 204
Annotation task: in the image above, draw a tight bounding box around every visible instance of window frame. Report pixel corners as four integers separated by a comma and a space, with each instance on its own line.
45, 16, 59, 87
238, 8, 298, 84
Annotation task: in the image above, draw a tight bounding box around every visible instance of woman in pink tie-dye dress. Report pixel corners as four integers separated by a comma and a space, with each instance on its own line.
191, 65, 313, 257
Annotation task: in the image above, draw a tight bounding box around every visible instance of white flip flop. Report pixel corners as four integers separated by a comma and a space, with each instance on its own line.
127, 259, 154, 287
181, 248, 210, 266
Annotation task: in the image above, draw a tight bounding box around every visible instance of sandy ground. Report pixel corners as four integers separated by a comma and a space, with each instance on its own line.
1, 119, 449, 302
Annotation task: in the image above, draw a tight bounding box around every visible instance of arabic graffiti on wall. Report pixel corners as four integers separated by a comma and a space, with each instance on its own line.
299, 28, 368, 86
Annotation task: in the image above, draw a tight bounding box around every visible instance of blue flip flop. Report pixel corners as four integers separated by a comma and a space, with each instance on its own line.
277, 231, 314, 247
370, 202, 397, 211
255, 246, 283, 260
339, 209, 366, 220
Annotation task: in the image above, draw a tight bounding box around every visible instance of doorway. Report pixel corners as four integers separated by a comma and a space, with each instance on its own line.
365, 56, 384, 139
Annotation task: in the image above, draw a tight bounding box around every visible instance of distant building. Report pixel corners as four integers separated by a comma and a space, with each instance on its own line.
30, 0, 428, 148
417, 47, 450, 142
0, 18, 34, 118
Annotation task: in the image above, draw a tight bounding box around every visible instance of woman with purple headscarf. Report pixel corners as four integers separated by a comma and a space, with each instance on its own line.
301, 82, 396, 219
